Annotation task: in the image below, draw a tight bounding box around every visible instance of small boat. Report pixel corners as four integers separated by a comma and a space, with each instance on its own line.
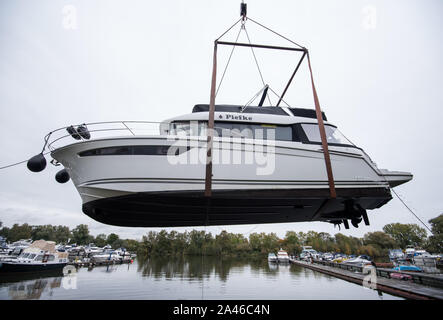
90, 251, 123, 263
390, 272, 412, 281
268, 253, 277, 263
6, 239, 33, 254
342, 255, 372, 266
85, 243, 102, 256
392, 265, 422, 272
388, 249, 405, 261
277, 249, 289, 263
405, 246, 416, 260
332, 254, 349, 263
321, 253, 334, 261
300, 246, 320, 260
0, 240, 68, 273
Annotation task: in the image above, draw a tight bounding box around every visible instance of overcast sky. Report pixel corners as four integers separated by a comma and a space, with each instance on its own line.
0, 0, 442, 240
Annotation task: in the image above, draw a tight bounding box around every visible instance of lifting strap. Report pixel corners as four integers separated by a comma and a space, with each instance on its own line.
204, 42, 218, 197
307, 52, 336, 198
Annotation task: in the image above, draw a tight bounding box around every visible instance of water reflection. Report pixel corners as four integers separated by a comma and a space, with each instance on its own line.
0, 271, 63, 300
136, 255, 305, 281
0, 257, 402, 300
137, 255, 255, 282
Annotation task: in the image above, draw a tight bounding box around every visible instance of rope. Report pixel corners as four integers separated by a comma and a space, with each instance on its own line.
215, 25, 243, 97
215, 17, 243, 41
267, 86, 291, 107
391, 189, 433, 234
0, 151, 51, 170
243, 26, 273, 106
248, 17, 306, 49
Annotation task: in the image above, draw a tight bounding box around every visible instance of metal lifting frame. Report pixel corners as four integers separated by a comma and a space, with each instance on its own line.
204, 19, 336, 199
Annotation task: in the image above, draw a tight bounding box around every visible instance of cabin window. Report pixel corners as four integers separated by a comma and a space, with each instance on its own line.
168, 121, 207, 137
168, 121, 293, 141
214, 122, 293, 141
47, 255, 55, 261
35, 255, 43, 261
27, 253, 36, 259
78, 145, 190, 157
299, 123, 354, 146
169, 121, 292, 141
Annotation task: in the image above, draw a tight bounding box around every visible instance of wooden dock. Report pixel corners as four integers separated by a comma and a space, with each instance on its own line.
290, 259, 443, 300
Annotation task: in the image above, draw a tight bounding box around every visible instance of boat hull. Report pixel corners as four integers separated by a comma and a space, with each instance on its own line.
82, 187, 392, 227
0, 262, 67, 273
51, 136, 404, 227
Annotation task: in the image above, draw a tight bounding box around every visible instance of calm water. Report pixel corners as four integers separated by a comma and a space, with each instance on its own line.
0, 256, 403, 300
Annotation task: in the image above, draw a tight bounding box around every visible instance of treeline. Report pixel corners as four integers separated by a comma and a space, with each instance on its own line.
0, 222, 139, 252
0, 214, 441, 258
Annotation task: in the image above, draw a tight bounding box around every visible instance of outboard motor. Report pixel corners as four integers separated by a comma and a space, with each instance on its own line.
27, 153, 47, 172
55, 168, 70, 183
66, 126, 81, 140
77, 124, 90, 140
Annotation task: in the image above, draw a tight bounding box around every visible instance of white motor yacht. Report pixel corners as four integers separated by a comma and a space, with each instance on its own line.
277, 249, 289, 263
27, 104, 412, 228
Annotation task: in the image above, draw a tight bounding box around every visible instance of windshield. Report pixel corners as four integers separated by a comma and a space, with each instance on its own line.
300, 124, 354, 146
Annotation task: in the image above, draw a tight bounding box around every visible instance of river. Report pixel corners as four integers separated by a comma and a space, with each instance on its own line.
0, 256, 403, 300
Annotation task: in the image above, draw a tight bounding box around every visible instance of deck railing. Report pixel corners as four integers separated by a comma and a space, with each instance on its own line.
43, 121, 168, 152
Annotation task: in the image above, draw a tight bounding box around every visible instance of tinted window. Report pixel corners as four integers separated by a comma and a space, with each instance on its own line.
79, 146, 190, 157
300, 123, 353, 146
214, 122, 293, 141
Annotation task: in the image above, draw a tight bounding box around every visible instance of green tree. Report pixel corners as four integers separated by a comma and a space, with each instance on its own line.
53, 226, 71, 244
425, 214, 443, 253
383, 223, 427, 248
107, 233, 120, 247
71, 224, 93, 245
7, 223, 32, 242
262, 233, 280, 253
95, 234, 107, 247
248, 233, 263, 253
363, 231, 397, 250
0, 225, 9, 239
283, 231, 301, 255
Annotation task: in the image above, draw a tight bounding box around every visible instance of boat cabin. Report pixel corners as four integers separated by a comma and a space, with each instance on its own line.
162, 104, 356, 148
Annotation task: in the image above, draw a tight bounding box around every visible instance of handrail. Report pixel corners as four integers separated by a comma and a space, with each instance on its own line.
43, 120, 168, 153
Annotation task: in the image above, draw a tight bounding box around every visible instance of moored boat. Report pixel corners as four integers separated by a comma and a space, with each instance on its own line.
268, 253, 277, 263
342, 255, 372, 267
392, 265, 422, 272
277, 249, 289, 263
0, 240, 68, 273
